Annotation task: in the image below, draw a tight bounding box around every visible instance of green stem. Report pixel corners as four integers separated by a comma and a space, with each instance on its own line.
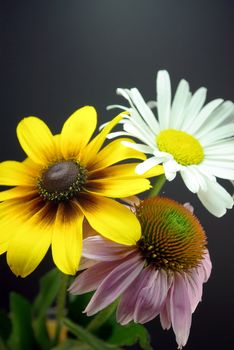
86, 300, 118, 333
53, 272, 69, 345
148, 174, 166, 197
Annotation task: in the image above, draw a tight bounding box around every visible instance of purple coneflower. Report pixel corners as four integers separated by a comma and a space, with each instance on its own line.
69, 196, 212, 349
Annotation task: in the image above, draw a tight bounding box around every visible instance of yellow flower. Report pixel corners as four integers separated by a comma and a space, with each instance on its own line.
0, 106, 163, 277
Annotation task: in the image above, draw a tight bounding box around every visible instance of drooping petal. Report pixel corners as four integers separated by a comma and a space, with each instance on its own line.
52, 201, 84, 275
16, 117, 56, 165
197, 249, 212, 283
88, 138, 146, 170
197, 180, 233, 217
6, 202, 53, 277
84, 252, 144, 316
0, 161, 37, 186
134, 269, 169, 323
163, 159, 180, 181
61, 106, 97, 159
82, 236, 135, 261
160, 302, 171, 330
69, 259, 121, 294
184, 271, 203, 312
78, 193, 141, 245
180, 167, 200, 193
169, 273, 192, 349
200, 160, 234, 180
117, 266, 153, 325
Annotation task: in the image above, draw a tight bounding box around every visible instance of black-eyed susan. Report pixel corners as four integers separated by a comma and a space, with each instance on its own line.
107, 70, 234, 217
0, 106, 163, 277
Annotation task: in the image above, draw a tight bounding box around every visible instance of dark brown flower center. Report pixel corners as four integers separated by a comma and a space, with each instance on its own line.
37, 160, 87, 202
136, 197, 207, 272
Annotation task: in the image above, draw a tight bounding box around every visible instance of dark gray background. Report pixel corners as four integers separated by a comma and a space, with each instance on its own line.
0, 1, 234, 349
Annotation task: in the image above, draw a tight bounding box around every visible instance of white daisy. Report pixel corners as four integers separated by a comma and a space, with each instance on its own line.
107, 70, 234, 217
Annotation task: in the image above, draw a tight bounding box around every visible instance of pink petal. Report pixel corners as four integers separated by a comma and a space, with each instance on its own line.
184, 271, 203, 313
121, 196, 141, 207
199, 249, 212, 282
68, 259, 121, 294
183, 202, 194, 213
116, 266, 153, 325
82, 235, 135, 261
78, 256, 97, 271
160, 301, 171, 330
84, 252, 144, 316
169, 272, 192, 349
134, 269, 170, 323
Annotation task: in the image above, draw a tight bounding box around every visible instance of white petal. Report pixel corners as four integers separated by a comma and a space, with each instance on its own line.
195, 101, 234, 139
129, 88, 160, 133
107, 131, 130, 139
181, 87, 207, 131
170, 79, 190, 129
197, 181, 233, 217
106, 104, 131, 112
164, 159, 180, 181
135, 157, 162, 174
157, 70, 172, 129
199, 161, 234, 180
200, 123, 234, 147
123, 118, 156, 148
180, 167, 200, 193
187, 98, 223, 134
121, 141, 154, 154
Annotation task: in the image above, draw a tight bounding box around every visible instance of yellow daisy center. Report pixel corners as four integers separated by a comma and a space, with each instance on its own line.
136, 197, 207, 271
156, 129, 204, 165
37, 160, 87, 202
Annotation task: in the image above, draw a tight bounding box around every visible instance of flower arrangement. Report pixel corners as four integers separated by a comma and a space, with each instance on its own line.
0, 70, 233, 350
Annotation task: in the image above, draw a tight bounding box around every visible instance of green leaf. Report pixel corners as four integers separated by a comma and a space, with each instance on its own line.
8, 292, 36, 350
33, 268, 61, 317
107, 322, 153, 350
51, 339, 92, 350
0, 337, 9, 350
0, 309, 11, 341
63, 319, 122, 350
32, 268, 61, 349
67, 292, 94, 328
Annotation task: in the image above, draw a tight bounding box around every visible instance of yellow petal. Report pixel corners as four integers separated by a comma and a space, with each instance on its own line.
0, 161, 37, 186
61, 106, 97, 159
0, 186, 37, 201
52, 201, 83, 275
86, 178, 151, 197
17, 117, 56, 165
81, 113, 123, 167
89, 163, 164, 180
88, 138, 146, 170
78, 193, 141, 245
6, 203, 53, 277
0, 195, 46, 255
143, 165, 164, 178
